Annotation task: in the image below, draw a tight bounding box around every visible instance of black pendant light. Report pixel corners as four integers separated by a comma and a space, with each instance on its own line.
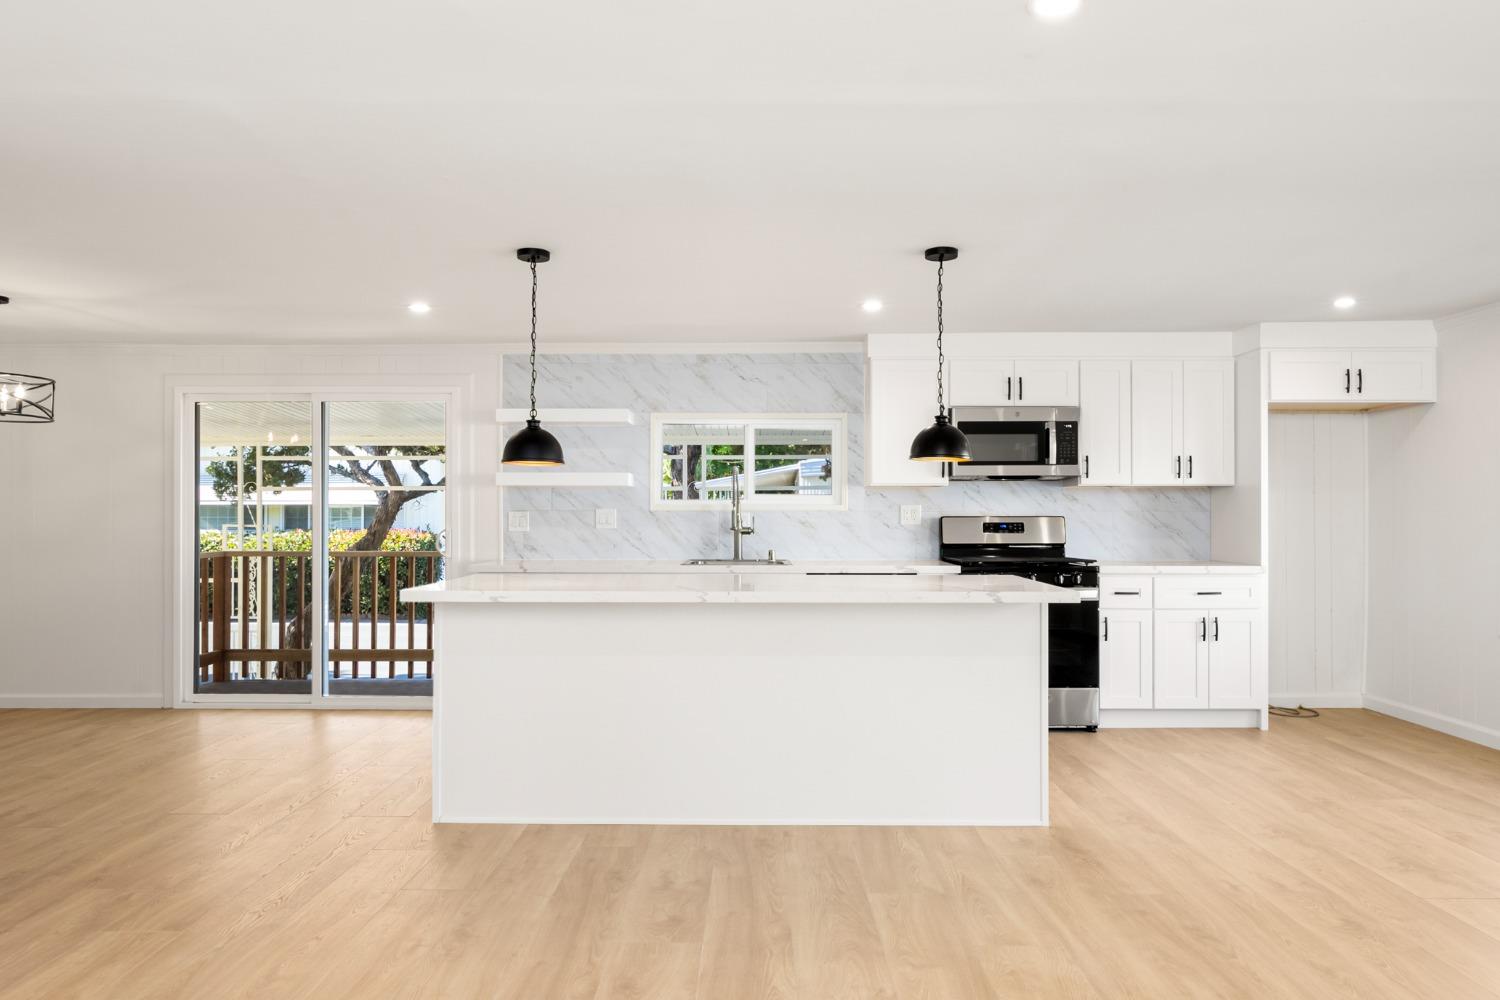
908, 246, 971, 463
502, 248, 566, 467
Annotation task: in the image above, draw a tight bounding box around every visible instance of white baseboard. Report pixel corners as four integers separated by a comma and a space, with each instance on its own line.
1269, 692, 1364, 709
1100, 709, 1262, 729
1363, 695, 1500, 752
0, 694, 164, 709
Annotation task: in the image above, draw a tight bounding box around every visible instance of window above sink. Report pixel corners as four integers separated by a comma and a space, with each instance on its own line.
650, 413, 847, 511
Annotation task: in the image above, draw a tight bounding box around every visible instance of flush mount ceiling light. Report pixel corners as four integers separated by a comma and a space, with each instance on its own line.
407, 301, 432, 315
501, 248, 566, 467
1028, 0, 1082, 21
862, 298, 884, 314
908, 247, 971, 464
1333, 295, 1358, 310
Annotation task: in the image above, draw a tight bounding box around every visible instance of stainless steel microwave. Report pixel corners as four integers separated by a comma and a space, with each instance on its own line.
946, 406, 1081, 481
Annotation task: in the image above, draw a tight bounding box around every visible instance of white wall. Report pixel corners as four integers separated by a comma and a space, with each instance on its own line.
1364, 304, 1500, 749
1267, 412, 1367, 706
0, 344, 502, 707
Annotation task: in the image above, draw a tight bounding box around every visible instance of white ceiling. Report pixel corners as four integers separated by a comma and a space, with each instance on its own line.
3, 0, 1499, 346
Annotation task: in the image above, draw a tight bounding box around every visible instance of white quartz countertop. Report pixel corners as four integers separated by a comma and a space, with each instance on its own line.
473, 559, 960, 576
403, 572, 1078, 605
1098, 561, 1263, 574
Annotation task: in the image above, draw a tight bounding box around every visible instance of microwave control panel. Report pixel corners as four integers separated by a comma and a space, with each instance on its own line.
1056, 422, 1078, 465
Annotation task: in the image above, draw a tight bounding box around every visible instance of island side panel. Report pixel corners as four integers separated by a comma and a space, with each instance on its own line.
433, 601, 1047, 826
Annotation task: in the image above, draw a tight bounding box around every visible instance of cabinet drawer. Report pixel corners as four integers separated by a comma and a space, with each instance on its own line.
1099, 576, 1153, 609
1153, 575, 1265, 609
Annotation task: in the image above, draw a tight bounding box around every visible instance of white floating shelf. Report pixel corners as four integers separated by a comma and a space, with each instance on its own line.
496, 471, 635, 488
495, 408, 635, 426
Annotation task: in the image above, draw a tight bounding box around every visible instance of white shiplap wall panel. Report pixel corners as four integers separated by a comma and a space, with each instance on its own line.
1268, 412, 1366, 705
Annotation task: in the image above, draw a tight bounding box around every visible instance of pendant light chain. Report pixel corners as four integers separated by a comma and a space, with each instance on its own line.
528, 259, 540, 421
935, 257, 946, 412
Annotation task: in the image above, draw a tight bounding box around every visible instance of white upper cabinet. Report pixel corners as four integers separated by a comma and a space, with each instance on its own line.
1180, 360, 1236, 485
1131, 359, 1234, 486
1268, 348, 1435, 405
1012, 359, 1080, 406
947, 359, 1015, 406
1130, 361, 1185, 485
1353, 350, 1437, 403
1078, 360, 1132, 485
947, 358, 1079, 406
866, 358, 946, 487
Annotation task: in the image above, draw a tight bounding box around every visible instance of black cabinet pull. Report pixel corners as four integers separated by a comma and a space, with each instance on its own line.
1187, 455, 1193, 479
1357, 368, 1363, 394
1175, 456, 1182, 479
1345, 368, 1351, 393
1084, 455, 1090, 479
1196, 591, 1222, 596
1018, 376, 1024, 400
1213, 616, 1220, 641
1113, 589, 1141, 596
1199, 617, 1207, 641
1102, 616, 1109, 641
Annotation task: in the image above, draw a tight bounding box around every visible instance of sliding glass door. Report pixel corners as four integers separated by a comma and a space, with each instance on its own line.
323, 400, 445, 698
190, 396, 445, 704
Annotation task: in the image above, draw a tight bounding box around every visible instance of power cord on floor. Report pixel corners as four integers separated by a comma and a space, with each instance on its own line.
1268, 705, 1321, 718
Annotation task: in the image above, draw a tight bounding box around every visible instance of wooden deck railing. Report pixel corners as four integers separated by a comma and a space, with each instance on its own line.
196, 549, 441, 684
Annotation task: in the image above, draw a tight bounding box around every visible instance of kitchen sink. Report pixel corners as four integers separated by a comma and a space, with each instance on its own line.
681, 558, 792, 566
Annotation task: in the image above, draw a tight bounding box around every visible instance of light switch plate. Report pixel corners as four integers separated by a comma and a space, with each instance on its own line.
595, 508, 617, 530
508, 510, 530, 532
899, 504, 923, 527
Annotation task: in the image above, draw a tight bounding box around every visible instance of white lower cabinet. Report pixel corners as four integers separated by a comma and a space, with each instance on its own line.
1099, 572, 1268, 723
1099, 609, 1153, 709
1153, 609, 1210, 708
1204, 608, 1267, 709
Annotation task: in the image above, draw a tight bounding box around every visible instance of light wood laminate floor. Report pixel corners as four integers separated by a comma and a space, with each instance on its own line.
2, 708, 1498, 999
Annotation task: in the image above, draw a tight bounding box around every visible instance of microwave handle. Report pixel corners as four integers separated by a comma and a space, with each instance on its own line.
1048, 422, 1058, 467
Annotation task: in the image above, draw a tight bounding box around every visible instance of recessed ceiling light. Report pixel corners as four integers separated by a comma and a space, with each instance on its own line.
1028, 0, 1081, 21
407, 301, 432, 315
861, 299, 884, 314
1333, 295, 1357, 310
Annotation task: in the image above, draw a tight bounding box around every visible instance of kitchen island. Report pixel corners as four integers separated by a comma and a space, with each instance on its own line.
402, 570, 1078, 826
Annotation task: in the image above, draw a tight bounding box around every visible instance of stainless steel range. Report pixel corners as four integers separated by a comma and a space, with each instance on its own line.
939, 515, 1100, 730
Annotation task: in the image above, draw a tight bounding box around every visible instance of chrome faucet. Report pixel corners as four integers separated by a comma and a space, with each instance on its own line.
730, 468, 755, 560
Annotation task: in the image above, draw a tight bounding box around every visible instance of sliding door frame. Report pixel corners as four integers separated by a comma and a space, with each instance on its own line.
167, 380, 466, 710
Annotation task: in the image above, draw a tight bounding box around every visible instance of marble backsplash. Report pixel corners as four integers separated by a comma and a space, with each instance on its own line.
501, 353, 1211, 563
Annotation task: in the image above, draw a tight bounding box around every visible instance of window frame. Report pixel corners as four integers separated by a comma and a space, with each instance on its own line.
649, 412, 848, 512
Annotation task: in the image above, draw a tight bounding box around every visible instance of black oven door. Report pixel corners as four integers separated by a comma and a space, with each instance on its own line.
1048, 598, 1100, 730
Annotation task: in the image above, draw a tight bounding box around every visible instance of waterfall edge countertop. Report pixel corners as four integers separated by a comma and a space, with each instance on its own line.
403, 571, 1078, 605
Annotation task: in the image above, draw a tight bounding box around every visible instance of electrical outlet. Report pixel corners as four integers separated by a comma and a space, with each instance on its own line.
899, 504, 923, 527
595, 508, 617, 530
508, 510, 530, 533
